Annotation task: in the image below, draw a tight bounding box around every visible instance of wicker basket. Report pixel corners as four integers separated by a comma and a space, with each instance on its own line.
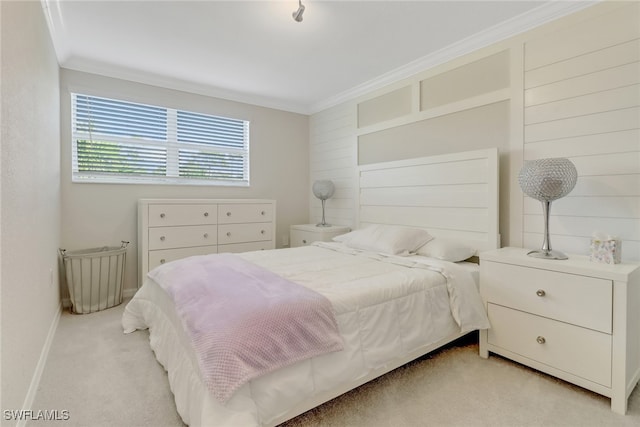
60, 241, 128, 314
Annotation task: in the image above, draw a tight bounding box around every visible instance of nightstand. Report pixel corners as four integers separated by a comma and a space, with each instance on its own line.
290, 224, 350, 248
479, 247, 640, 414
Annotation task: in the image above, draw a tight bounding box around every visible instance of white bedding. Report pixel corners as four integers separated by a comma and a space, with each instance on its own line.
123, 242, 488, 426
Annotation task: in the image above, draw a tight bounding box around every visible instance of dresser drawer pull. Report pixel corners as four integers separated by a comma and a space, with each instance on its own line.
204, 212, 209, 217
261, 230, 265, 235
160, 259, 166, 264
536, 336, 546, 344
261, 211, 266, 215
227, 232, 231, 237
536, 289, 546, 297
160, 213, 165, 218
226, 212, 231, 217
203, 233, 209, 238
302, 239, 307, 244
160, 236, 166, 241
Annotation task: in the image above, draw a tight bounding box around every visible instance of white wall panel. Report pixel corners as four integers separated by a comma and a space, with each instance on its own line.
525, 85, 640, 125
525, 107, 639, 142
570, 152, 640, 176
525, 62, 640, 107
524, 215, 640, 240
309, 102, 357, 228
524, 2, 639, 71
572, 175, 640, 197
524, 196, 640, 219
524, 129, 639, 159
525, 39, 640, 89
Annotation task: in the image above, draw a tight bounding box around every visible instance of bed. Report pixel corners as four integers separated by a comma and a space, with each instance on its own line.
123, 148, 500, 426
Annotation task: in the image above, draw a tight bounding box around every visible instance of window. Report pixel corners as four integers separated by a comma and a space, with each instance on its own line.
71, 94, 250, 186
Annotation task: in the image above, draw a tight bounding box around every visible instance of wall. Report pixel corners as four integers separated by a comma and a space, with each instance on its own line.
60, 70, 310, 295
1, 0, 62, 419
310, 1, 640, 261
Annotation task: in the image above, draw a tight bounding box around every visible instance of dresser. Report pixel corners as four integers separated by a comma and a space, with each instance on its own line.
290, 224, 350, 248
479, 247, 640, 414
138, 199, 276, 286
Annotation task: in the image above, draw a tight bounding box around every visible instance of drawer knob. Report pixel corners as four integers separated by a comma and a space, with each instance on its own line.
160, 213, 165, 218
160, 236, 165, 241
204, 212, 209, 217
227, 212, 231, 216
302, 239, 307, 244
536, 336, 546, 344
261, 211, 265, 215
227, 232, 231, 237
204, 233, 208, 238
536, 289, 546, 297
261, 230, 265, 234
160, 259, 166, 264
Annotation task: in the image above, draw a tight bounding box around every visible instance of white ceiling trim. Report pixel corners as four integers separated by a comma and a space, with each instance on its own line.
308, 0, 599, 114
42, 0, 599, 116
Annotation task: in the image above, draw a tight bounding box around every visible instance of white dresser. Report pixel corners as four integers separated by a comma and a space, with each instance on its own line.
138, 199, 275, 286
290, 224, 350, 248
479, 247, 640, 414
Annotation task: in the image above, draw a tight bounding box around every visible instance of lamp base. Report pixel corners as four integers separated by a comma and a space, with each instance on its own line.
527, 249, 568, 260
316, 222, 332, 227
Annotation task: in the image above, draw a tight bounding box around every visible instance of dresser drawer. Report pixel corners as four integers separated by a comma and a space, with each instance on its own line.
218, 223, 272, 245
148, 225, 217, 250
482, 261, 612, 333
487, 304, 612, 387
148, 204, 217, 226
218, 204, 273, 224
148, 246, 218, 271
218, 241, 274, 253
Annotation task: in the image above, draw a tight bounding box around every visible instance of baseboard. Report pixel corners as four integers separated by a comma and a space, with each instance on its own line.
17, 302, 62, 427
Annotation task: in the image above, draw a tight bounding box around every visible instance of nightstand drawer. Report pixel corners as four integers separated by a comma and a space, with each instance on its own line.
291, 230, 321, 247
148, 204, 217, 226
148, 225, 217, 250
487, 304, 612, 387
482, 261, 612, 333
218, 204, 273, 224
290, 225, 350, 248
148, 246, 218, 270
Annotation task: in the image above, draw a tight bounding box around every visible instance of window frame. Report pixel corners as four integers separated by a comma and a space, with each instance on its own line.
70, 93, 250, 187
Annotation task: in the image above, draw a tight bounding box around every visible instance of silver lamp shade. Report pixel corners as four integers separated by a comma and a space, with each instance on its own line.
312, 180, 335, 227
519, 158, 577, 260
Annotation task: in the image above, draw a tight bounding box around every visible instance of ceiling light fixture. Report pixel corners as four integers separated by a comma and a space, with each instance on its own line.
292, 0, 305, 22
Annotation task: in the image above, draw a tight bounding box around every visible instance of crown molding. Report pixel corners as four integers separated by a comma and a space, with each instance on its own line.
42, 0, 599, 117
308, 0, 600, 114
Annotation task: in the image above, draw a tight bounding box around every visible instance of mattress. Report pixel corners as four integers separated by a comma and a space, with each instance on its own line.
123, 242, 487, 426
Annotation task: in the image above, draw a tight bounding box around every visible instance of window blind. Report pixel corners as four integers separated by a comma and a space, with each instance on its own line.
71, 94, 250, 186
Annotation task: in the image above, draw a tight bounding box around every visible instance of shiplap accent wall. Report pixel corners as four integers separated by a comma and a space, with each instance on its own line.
309, 103, 357, 227
523, 2, 640, 261
310, 1, 640, 261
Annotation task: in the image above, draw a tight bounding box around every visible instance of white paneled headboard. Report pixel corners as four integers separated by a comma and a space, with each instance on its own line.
357, 148, 500, 252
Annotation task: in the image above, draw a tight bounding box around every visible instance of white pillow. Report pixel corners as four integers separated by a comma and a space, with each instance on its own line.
340, 225, 433, 256
332, 229, 363, 243
415, 238, 476, 262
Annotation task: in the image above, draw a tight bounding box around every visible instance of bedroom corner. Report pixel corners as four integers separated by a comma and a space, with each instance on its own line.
1, 0, 62, 423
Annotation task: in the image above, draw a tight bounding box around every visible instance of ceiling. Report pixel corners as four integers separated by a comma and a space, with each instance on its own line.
42, 0, 595, 114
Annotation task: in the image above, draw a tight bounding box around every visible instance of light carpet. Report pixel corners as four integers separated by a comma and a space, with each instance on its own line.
32, 300, 640, 427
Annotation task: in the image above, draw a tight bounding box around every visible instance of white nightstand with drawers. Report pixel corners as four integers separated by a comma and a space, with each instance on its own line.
138, 199, 275, 286
289, 224, 350, 248
479, 247, 640, 414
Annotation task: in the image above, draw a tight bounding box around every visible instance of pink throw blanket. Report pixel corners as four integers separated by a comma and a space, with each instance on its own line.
147, 253, 344, 403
